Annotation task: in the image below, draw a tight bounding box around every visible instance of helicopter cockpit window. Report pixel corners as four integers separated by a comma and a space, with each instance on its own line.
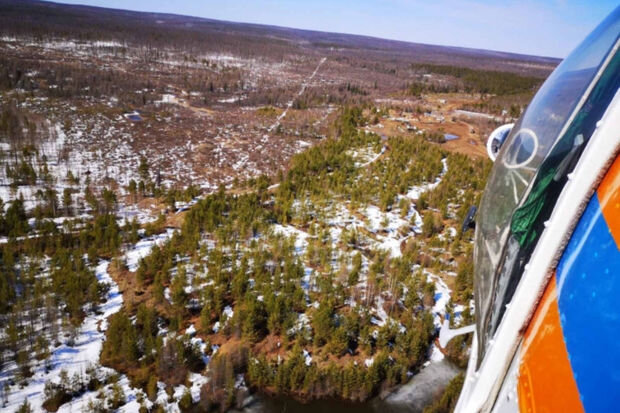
474, 6, 620, 366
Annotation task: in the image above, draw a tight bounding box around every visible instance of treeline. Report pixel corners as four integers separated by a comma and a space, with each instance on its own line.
460, 101, 521, 117
423, 373, 465, 413
0, 1, 299, 61
0, 55, 154, 105
247, 341, 432, 403
42, 367, 127, 412
100, 308, 204, 394
405, 81, 456, 97
459, 91, 534, 116
0, 48, 248, 110
410, 63, 542, 95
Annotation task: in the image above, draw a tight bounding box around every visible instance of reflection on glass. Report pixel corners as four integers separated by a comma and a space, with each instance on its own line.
474, 6, 620, 366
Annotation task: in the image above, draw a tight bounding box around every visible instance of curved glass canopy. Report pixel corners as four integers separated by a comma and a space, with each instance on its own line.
474, 6, 620, 365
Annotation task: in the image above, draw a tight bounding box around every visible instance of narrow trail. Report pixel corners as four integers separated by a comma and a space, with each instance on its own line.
359, 144, 387, 167
265, 57, 327, 135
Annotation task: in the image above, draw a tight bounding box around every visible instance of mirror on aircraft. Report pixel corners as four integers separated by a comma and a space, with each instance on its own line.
486, 123, 514, 162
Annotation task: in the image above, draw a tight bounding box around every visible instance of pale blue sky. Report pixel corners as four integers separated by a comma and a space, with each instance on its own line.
56, 0, 618, 58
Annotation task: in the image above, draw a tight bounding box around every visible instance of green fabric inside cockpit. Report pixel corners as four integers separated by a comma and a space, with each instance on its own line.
510, 52, 620, 250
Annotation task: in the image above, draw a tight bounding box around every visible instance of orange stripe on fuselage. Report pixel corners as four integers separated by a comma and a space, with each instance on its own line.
598, 155, 620, 249
518, 276, 584, 413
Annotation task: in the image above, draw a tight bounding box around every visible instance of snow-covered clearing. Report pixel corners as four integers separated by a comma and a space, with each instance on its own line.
0, 261, 127, 412
1, 225, 180, 412
405, 158, 448, 200
272, 224, 310, 255
425, 270, 452, 328
125, 228, 176, 272
359, 145, 386, 167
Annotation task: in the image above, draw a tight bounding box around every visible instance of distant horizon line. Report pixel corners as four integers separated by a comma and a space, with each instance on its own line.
44, 0, 564, 61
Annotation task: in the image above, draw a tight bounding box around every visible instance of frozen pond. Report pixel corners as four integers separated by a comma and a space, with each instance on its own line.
238, 359, 462, 413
